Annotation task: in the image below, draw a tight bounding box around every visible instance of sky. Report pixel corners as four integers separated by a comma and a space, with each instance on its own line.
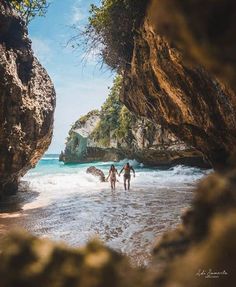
28, 0, 114, 154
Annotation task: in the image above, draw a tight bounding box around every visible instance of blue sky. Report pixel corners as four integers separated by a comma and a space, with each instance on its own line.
28, 0, 114, 153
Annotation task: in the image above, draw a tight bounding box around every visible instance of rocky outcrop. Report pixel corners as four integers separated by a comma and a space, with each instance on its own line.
86, 166, 106, 182
0, 231, 144, 287
61, 104, 208, 167
121, 0, 236, 169
0, 1, 56, 195
0, 1, 236, 286
150, 0, 236, 94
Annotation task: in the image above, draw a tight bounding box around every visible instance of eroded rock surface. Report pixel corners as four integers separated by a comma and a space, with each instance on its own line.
150, 0, 236, 94
61, 109, 207, 167
0, 1, 56, 195
0, 232, 145, 287
121, 0, 236, 169
86, 166, 106, 182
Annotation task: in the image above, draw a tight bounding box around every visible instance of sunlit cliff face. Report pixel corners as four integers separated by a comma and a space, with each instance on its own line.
149, 0, 236, 94
121, 0, 236, 169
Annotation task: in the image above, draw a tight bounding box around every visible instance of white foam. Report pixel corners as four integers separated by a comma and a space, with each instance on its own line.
22, 162, 211, 211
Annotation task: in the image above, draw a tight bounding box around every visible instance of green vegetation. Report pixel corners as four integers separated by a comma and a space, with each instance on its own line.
73, 0, 148, 71
9, 0, 49, 24
66, 75, 156, 149
91, 75, 136, 147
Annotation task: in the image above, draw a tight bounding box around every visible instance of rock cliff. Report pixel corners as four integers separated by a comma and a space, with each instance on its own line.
121, 0, 236, 169
61, 81, 206, 167
0, 1, 236, 286
150, 0, 236, 94
0, 1, 56, 195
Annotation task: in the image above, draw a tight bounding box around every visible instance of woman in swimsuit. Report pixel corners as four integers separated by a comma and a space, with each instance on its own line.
107, 164, 118, 190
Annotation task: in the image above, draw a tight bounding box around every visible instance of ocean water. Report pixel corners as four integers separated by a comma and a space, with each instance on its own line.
0, 154, 211, 265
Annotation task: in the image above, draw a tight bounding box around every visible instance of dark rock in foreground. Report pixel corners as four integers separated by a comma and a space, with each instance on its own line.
0, 1, 56, 196
1, 168, 236, 286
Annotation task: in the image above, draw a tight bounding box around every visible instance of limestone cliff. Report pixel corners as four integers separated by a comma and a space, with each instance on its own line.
121, 0, 236, 169
0, 1, 56, 195
61, 82, 206, 167
0, 1, 236, 286
150, 0, 236, 94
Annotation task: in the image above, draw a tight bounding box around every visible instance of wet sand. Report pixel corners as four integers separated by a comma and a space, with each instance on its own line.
0, 183, 193, 266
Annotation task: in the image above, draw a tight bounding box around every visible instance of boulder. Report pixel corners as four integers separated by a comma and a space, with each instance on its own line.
86, 166, 106, 182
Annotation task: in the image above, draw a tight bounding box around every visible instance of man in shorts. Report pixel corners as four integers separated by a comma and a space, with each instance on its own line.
119, 162, 135, 190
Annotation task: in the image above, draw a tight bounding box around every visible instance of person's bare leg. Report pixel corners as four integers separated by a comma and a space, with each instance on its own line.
124, 178, 127, 190
128, 178, 130, 190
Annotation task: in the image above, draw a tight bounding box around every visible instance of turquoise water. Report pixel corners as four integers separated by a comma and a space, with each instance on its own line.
1, 154, 211, 265
26, 154, 208, 190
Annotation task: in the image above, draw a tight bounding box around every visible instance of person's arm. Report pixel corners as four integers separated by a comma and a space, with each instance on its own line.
131, 167, 135, 177
119, 167, 124, 176
106, 170, 111, 181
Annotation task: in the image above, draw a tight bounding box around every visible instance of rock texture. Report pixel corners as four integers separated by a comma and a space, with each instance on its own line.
150, 0, 236, 94
61, 110, 207, 167
86, 166, 106, 182
0, 1, 56, 195
0, 1, 236, 286
121, 0, 236, 169
0, 232, 145, 287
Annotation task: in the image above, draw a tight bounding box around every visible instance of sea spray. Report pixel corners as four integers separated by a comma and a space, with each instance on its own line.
6, 154, 212, 265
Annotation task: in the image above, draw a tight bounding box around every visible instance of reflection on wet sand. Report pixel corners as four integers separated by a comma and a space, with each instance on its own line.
0, 184, 193, 266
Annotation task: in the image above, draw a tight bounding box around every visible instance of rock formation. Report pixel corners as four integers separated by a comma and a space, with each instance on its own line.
0, 0, 236, 286
121, 0, 236, 169
0, 1, 56, 196
150, 0, 236, 94
86, 166, 106, 182
61, 91, 207, 167
0, 231, 144, 287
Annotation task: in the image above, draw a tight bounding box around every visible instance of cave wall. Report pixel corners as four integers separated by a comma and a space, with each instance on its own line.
0, 2, 56, 195
121, 0, 236, 169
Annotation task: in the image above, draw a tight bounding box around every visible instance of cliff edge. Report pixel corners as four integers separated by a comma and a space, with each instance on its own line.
61, 78, 207, 167
121, 0, 236, 169
0, 1, 56, 195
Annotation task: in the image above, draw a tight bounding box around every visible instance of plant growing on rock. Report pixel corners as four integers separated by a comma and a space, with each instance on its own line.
91, 75, 138, 147
8, 0, 49, 24
91, 76, 123, 146
71, 0, 148, 71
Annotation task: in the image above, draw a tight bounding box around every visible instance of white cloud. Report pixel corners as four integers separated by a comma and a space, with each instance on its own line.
71, 4, 85, 25
72, 7, 84, 23
31, 37, 52, 64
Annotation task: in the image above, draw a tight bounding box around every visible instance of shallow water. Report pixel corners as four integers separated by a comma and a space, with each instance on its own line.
0, 155, 211, 265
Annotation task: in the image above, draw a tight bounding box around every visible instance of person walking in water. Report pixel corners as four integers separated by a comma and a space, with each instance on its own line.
119, 163, 135, 190
107, 164, 119, 190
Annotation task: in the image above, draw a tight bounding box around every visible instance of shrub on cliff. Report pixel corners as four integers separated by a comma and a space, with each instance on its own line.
74, 0, 148, 71
8, 0, 49, 24
91, 76, 123, 146
91, 75, 136, 147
